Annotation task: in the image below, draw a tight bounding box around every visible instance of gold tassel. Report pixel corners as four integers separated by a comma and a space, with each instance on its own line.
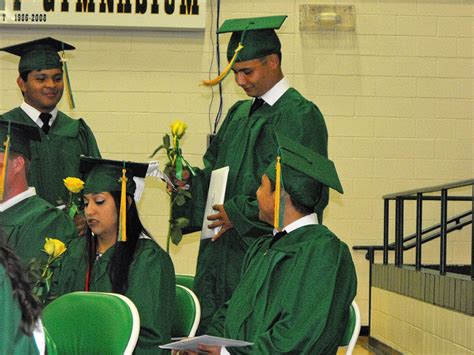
0, 135, 10, 201
61, 52, 75, 109
119, 168, 127, 242
274, 156, 281, 230
201, 43, 244, 86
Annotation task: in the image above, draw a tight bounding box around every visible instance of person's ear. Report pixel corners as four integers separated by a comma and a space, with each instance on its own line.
267, 54, 280, 69
17, 76, 26, 93
12, 155, 26, 175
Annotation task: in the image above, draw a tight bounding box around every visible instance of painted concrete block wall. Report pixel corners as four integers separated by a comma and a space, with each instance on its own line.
372, 287, 473, 354
0, 0, 472, 326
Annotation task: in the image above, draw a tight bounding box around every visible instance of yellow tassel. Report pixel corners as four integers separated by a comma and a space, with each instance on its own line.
201, 43, 244, 86
0, 136, 10, 201
119, 168, 127, 242
274, 156, 281, 230
61, 53, 75, 109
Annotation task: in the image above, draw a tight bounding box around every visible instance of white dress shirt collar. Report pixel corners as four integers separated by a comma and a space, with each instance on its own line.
259, 77, 289, 106
273, 212, 319, 236
0, 187, 36, 212
20, 101, 58, 129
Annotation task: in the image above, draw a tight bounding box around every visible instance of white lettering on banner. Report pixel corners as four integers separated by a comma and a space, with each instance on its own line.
0, 0, 205, 30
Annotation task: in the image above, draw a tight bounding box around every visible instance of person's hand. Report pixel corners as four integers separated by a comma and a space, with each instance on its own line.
197, 345, 221, 354
74, 214, 88, 237
207, 204, 234, 241
171, 345, 221, 355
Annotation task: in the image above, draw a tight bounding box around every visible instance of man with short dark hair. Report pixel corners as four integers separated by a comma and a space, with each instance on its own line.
173, 16, 331, 333
0, 121, 77, 264
191, 134, 357, 354
0, 37, 100, 209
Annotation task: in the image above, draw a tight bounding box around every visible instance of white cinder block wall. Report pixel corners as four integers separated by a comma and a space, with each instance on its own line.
0, 0, 472, 326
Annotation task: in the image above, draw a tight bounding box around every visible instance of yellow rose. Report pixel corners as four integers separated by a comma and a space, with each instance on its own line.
43, 238, 67, 258
63, 177, 85, 194
170, 121, 188, 138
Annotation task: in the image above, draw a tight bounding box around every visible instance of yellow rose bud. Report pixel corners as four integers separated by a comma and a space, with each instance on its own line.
63, 177, 85, 194
44, 238, 67, 258
170, 121, 188, 139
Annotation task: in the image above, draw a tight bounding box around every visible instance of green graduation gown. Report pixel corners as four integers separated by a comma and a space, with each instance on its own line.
0, 108, 101, 206
0, 192, 77, 264
174, 88, 329, 332
55, 237, 176, 355
207, 224, 357, 355
0, 265, 39, 355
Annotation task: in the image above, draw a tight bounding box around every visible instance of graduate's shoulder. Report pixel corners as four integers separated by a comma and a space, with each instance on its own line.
53, 111, 94, 138
135, 237, 173, 264
278, 88, 323, 117
289, 224, 350, 257
0, 107, 29, 122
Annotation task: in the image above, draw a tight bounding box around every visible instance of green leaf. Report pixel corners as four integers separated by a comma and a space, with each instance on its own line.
170, 226, 183, 245
174, 217, 189, 229
149, 144, 167, 158
163, 133, 171, 147
174, 194, 186, 206
181, 190, 192, 199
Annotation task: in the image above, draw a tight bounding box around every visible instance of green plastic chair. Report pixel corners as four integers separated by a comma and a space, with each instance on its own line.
175, 274, 195, 291
172, 285, 200, 338
43, 326, 58, 355
339, 300, 361, 355
42, 291, 140, 355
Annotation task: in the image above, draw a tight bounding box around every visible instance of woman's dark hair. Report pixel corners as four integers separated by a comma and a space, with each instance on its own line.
86, 191, 150, 294
0, 236, 41, 336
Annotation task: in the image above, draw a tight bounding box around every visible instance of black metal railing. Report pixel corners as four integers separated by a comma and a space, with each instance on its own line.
353, 179, 473, 333
354, 178, 474, 279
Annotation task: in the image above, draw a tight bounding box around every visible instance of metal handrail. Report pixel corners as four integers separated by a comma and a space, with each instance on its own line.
353, 178, 473, 279
382, 178, 474, 199
353, 210, 471, 252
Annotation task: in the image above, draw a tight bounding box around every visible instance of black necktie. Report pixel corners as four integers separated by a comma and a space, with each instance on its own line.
39, 112, 52, 134
249, 97, 265, 115
270, 230, 287, 247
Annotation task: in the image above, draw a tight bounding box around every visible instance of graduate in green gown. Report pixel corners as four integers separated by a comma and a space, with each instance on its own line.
0, 120, 77, 265
173, 15, 330, 333
54, 157, 175, 355
0, 237, 44, 355
0, 37, 101, 207
185, 134, 357, 355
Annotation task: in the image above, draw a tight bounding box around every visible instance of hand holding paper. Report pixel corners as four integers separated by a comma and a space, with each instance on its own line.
207, 204, 233, 241
201, 167, 230, 240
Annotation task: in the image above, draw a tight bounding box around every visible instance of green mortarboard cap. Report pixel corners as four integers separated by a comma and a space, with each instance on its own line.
0, 37, 75, 74
218, 15, 287, 62
0, 120, 41, 160
266, 133, 343, 209
80, 157, 148, 196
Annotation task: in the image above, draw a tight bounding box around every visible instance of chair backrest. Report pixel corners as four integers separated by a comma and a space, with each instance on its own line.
339, 300, 361, 355
175, 274, 195, 291
172, 285, 200, 338
43, 326, 58, 355
42, 291, 140, 355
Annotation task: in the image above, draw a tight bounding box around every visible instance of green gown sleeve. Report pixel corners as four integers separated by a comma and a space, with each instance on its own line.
78, 118, 101, 158
126, 242, 176, 355
1, 196, 78, 265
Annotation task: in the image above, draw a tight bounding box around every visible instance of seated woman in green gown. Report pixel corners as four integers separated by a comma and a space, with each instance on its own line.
54, 157, 175, 354
0, 237, 44, 354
